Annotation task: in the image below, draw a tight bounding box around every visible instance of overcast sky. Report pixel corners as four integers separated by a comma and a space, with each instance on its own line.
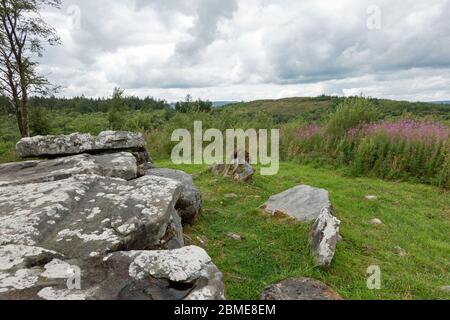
40, 0, 450, 102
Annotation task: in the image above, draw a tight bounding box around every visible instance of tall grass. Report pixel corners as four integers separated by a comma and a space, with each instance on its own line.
284, 98, 450, 188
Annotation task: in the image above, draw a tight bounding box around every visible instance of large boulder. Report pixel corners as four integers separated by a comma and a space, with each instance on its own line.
0, 153, 138, 186
262, 185, 332, 222
146, 168, 201, 225
0, 174, 184, 257
309, 208, 341, 268
0, 246, 225, 300
16, 131, 147, 160
261, 278, 343, 300
2, 131, 226, 300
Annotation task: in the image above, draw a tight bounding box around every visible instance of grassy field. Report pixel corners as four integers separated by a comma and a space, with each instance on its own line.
158, 160, 450, 300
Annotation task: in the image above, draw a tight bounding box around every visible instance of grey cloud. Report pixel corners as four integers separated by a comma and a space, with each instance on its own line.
172, 0, 238, 65
35, 0, 450, 100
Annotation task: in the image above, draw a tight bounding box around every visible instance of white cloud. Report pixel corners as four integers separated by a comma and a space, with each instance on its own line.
37, 0, 450, 101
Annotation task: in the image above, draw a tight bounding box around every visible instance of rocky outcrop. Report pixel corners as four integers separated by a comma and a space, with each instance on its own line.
0, 246, 225, 300
262, 185, 332, 222
0, 174, 184, 256
309, 208, 341, 268
0, 132, 216, 300
146, 168, 201, 225
261, 278, 343, 300
16, 131, 147, 160
0, 153, 138, 186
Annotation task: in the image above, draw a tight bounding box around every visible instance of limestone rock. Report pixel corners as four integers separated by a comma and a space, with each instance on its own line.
439, 285, 450, 294
146, 168, 201, 225
209, 151, 255, 182
262, 185, 332, 222
261, 278, 343, 300
210, 162, 255, 182
370, 218, 383, 226
394, 246, 408, 257
0, 153, 138, 186
0, 174, 184, 258
226, 232, 245, 241
0, 246, 225, 300
309, 207, 341, 268
16, 131, 146, 159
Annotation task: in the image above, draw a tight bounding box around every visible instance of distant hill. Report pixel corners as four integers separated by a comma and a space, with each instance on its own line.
431, 101, 450, 105
222, 96, 450, 122
212, 101, 238, 107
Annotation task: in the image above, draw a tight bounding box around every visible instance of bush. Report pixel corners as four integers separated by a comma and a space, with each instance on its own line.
325, 97, 380, 139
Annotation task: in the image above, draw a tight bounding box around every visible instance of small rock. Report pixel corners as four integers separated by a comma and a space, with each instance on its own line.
370, 218, 383, 225
196, 236, 208, 246
226, 232, 245, 241
365, 195, 378, 201
209, 151, 255, 182
261, 278, 343, 300
439, 285, 450, 293
394, 246, 408, 257
309, 207, 341, 268
224, 193, 238, 199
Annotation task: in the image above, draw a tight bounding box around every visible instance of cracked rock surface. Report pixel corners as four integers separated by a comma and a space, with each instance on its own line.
0, 153, 138, 186
309, 208, 341, 268
0, 132, 219, 300
16, 131, 147, 159
146, 168, 201, 225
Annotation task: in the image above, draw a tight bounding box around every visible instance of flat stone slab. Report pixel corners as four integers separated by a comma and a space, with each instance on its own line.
261, 278, 343, 300
16, 131, 146, 158
262, 185, 332, 222
0, 153, 138, 186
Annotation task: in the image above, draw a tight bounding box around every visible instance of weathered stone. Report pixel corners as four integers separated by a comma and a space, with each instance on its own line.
209, 151, 255, 182
261, 278, 343, 300
0, 153, 138, 186
394, 246, 407, 257
309, 207, 341, 268
0, 246, 225, 300
370, 218, 383, 226
16, 131, 146, 159
146, 168, 201, 225
0, 174, 184, 258
226, 232, 245, 241
262, 185, 332, 222
210, 162, 255, 182
439, 285, 450, 294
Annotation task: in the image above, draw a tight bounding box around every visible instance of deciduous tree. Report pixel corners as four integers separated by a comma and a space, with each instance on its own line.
0, 0, 60, 137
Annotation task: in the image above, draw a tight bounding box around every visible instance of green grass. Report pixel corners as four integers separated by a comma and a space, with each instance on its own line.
158, 160, 450, 300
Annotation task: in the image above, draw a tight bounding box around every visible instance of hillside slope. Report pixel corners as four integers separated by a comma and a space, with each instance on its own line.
223, 96, 450, 122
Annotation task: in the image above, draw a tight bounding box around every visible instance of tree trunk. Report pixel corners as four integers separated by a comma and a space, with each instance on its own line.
15, 103, 24, 136
20, 91, 30, 137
